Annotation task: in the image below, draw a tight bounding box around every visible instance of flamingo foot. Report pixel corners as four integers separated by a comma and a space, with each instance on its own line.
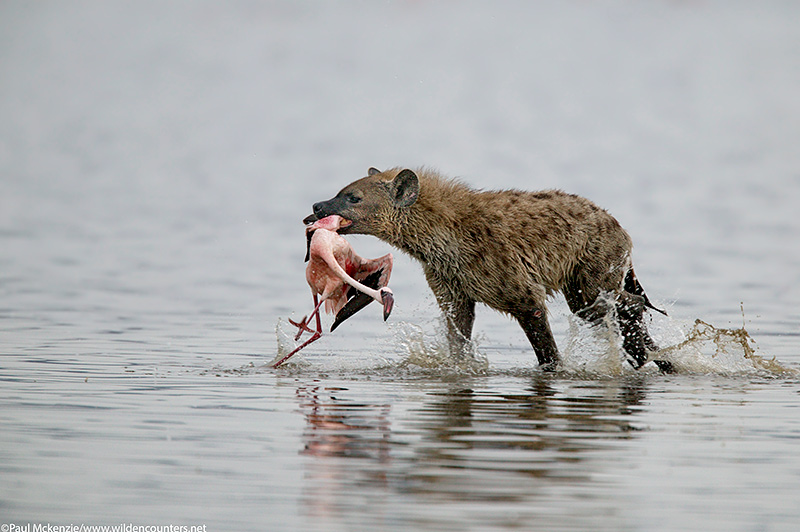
289, 316, 315, 340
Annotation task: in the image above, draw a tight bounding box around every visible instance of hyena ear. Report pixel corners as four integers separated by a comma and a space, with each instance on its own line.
368, 167, 381, 176
391, 169, 419, 208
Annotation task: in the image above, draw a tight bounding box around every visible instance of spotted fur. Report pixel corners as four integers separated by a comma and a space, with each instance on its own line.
305, 167, 669, 370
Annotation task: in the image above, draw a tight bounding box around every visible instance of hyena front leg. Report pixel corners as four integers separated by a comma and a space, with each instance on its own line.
425, 268, 476, 358
443, 297, 476, 358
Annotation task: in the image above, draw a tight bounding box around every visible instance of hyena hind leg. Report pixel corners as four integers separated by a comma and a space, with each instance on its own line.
615, 292, 674, 373
570, 290, 673, 373
514, 308, 559, 369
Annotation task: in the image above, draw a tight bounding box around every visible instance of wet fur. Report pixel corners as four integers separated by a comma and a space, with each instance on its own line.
307, 167, 668, 370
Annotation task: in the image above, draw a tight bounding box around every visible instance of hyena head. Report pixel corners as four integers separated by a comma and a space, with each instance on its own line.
303, 167, 419, 237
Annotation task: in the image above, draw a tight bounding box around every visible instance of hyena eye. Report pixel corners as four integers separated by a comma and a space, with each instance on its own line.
345, 193, 362, 204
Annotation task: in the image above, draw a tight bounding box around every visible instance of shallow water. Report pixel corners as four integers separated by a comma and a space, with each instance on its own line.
2, 1, 800, 531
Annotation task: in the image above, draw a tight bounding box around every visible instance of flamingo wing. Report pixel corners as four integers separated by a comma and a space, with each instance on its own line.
360, 253, 393, 291
330, 253, 393, 332
304, 229, 314, 262
330, 269, 385, 332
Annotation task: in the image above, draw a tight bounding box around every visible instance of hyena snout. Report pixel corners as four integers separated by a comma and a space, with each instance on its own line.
312, 201, 328, 219
311, 198, 346, 220
302, 197, 346, 226
301, 201, 335, 225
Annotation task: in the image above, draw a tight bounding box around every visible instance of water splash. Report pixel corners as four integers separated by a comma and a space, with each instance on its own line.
266, 317, 310, 368
391, 319, 490, 375
561, 305, 796, 377
561, 312, 628, 377
275, 318, 294, 353
267, 305, 795, 378
656, 318, 792, 376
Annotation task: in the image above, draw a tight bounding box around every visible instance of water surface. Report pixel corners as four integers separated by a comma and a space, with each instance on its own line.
1, 1, 799, 531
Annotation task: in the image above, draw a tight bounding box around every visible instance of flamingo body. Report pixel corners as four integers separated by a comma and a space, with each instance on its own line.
273, 215, 394, 367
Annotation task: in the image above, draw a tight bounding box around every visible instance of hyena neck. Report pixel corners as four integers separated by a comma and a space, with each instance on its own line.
393, 209, 455, 265
382, 172, 468, 268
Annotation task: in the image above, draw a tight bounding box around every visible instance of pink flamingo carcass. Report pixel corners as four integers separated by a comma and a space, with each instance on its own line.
272, 215, 394, 367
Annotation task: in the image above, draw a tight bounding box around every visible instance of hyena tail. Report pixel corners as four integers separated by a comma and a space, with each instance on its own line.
624, 269, 667, 316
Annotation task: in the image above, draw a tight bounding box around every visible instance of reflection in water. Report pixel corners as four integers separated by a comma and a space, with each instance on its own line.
405, 376, 645, 506
297, 384, 392, 526
297, 376, 650, 530
298, 384, 391, 460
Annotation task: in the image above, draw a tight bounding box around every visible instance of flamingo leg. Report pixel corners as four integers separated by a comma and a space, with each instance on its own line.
290, 294, 325, 341
273, 298, 324, 368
